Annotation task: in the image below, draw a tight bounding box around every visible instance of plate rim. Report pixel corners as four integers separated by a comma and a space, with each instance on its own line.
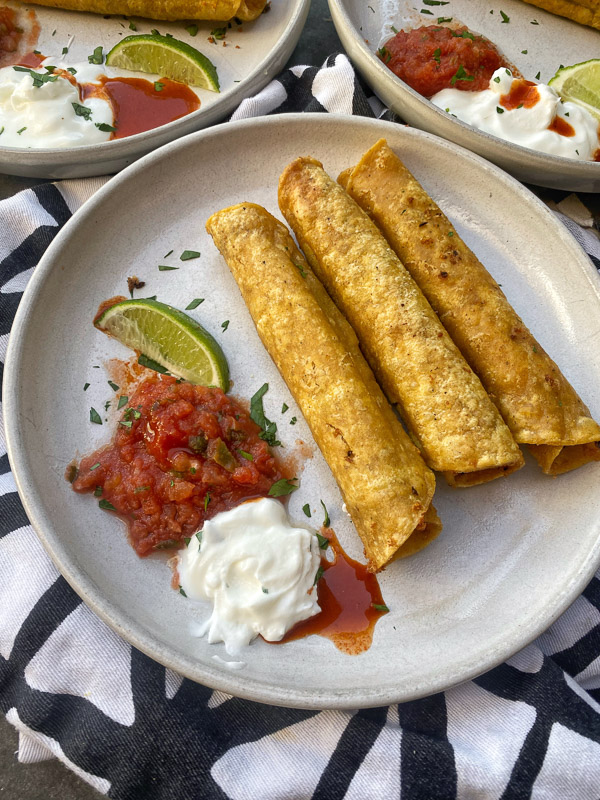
0, 0, 311, 174
4, 112, 600, 709
328, 0, 600, 185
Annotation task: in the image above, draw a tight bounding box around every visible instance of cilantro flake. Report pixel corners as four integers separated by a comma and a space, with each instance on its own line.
372, 603, 389, 612
108, 380, 119, 392
186, 24, 198, 35
83, 382, 90, 391
180, 250, 200, 261
268, 478, 299, 497
320, 500, 330, 528
500, 10, 510, 23
88, 46, 104, 65
303, 503, 311, 518
99, 499, 116, 511
186, 298, 204, 309
117, 395, 128, 409
316, 533, 329, 550
96, 122, 117, 132
313, 565, 325, 585
89, 407, 102, 424
221, 320, 229, 331
158, 264, 178, 271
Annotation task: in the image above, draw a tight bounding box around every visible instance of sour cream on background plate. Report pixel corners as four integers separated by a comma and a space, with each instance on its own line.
431, 67, 600, 161
0, 60, 114, 148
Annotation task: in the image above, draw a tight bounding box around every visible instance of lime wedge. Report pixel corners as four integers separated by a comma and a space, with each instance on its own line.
106, 34, 220, 92
549, 59, 600, 121
95, 299, 229, 390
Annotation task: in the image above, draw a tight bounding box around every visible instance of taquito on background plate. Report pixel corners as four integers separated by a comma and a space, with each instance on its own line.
26, 0, 267, 21
519, 0, 600, 30
339, 139, 600, 475
278, 157, 524, 487
206, 202, 440, 571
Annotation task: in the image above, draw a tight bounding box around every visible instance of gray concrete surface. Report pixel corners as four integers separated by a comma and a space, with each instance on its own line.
0, 1, 338, 798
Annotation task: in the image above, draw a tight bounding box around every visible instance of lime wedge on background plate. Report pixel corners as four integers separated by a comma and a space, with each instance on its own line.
549, 59, 600, 121
94, 299, 229, 390
106, 34, 220, 92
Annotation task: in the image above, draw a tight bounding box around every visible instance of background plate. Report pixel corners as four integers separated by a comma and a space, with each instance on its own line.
5, 114, 600, 709
329, 0, 600, 192
0, 0, 309, 178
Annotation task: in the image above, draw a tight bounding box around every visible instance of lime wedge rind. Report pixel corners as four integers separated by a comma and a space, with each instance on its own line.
549, 59, 600, 122
106, 34, 220, 92
95, 299, 229, 390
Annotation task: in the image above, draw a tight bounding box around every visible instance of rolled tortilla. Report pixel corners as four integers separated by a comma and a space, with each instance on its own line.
206, 202, 440, 571
27, 0, 266, 21
339, 139, 600, 475
519, 0, 600, 30
279, 157, 524, 486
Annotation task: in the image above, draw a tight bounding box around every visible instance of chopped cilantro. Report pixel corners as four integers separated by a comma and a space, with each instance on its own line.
372, 603, 389, 612
89, 462, 101, 471
313, 565, 325, 585
62, 46, 69, 54
180, 249, 201, 260
186, 298, 204, 309
521, 49, 528, 54
316, 533, 329, 550
221, 320, 229, 331
96, 122, 117, 132
496, 107, 505, 113
158, 264, 178, 271
500, 10, 510, 23
179, 586, 187, 597
377, 46, 391, 64
437, 16, 452, 23
450, 65, 474, 85
268, 478, 299, 497
211, 27, 227, 39
321, 500, 330, 527
303, 503, 311, 518
422, 0, 449, 4
88, 46, 104, 65
108, 380, 119, 391
204, 493, 211, 511
186, 24, 198, 36
138, 354, 168, 373
99, 499, 116, 511
391, 25, 399, 33
89, 407, 102, 424
281, 403, 289, 413
154, 82, 164, 92
83, 382, 90, 391
433, 47, 441, 64
535, 71, 541, 80
94, 486, 103, 497
72, 102, 92, 121
239, 450, 254, 461
117, 395, 128, 409
250, 383, 281, 447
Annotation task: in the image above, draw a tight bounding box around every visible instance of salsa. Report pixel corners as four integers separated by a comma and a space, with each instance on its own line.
279, 529, 388, 654
72, 374, 285, 556
81, 76, 200, 139
0, 6, 40, 68
378, 25, 506, 97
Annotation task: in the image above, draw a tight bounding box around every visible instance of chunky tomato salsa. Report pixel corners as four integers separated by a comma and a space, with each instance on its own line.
378, 25, 505, 97
72, 375, 285, 555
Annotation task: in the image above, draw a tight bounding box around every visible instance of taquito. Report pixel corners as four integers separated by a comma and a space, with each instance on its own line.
278, 157, 524, 486
519, 0, 600, 30
339, 139, 600, 475
27, 0, 267, 21
206, 202, 440, 571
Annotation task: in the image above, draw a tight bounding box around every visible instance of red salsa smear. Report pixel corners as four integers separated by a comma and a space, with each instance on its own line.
500, 78, 540, 111
278, 529, 388, 655
81, 76, 200, 139
378, 25, 505, 97
71, 374, 286, 556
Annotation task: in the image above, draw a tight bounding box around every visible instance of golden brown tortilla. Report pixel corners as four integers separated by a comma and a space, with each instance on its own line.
339, 139, 600, 476
519, 0, 600, 30
26, 0, 266, 21
206, 202, 440, 571
278, 156, 524, 486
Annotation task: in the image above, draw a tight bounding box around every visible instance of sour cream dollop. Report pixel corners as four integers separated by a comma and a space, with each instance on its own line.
431, 67, 600, 161
0, 61, 114, 148
178, 498, 322, 655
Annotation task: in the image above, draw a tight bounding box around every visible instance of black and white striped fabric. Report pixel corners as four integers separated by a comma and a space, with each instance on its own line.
2, 54, 600, 800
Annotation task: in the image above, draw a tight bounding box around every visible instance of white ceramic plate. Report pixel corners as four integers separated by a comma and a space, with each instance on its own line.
329, 0, 600, 192
0, 0, 309, 179
5, 114, 600, 709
